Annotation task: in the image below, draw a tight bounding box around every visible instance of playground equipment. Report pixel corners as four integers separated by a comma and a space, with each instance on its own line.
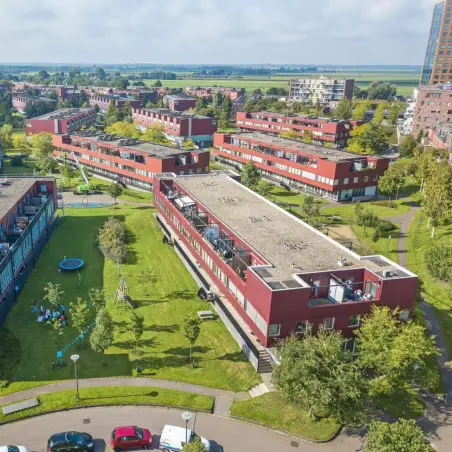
71, 151, 92, 195
59, 257, 85, 272
113, 276, 136, 310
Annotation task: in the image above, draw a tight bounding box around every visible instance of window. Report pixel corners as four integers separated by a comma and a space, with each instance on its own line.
399, 310, 410, 322
348, 314, 360, 328
269, 323, 281, 337
322, 317, 335, 330
343, 178, 349, 185
364, 176, 369, 182
353, 177, 359, 183
296, 321, 309, 334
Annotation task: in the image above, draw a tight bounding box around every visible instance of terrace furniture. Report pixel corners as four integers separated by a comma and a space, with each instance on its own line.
197, 310, 215, 320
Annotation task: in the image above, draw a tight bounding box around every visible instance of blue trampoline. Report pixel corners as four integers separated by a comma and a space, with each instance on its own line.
59, 258, 85, 271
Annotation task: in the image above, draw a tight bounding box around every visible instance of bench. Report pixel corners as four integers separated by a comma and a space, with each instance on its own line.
2, 397, 40, 416
197, 310, 215, 320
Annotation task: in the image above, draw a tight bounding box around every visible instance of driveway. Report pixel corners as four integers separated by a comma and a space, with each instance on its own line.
0, 406, 363, 452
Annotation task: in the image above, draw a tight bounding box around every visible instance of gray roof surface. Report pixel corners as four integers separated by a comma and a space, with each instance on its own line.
33, 108, 93, 121
231, 132, 386, 162
0, 178, 37, 219
173, 173, 411, 286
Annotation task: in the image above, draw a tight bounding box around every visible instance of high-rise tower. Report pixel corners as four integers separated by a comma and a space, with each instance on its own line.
420, 0, 452, 85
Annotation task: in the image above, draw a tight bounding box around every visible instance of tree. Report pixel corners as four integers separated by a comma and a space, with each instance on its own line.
257, 180, 272, 196
88, 288, 107, 311
90, 308, 115, 358
364, 419, 433, 452
97, 217, 127, 266
388, 103, 401, 126
182, 436, 207, 452
301, 195, 320, 222
355, 209, 380, 236
51, 317, 64, 351
335, 97, 353, 120
367, 82, 397, 101
272, 331, 367, 424
38, 70, 50, 80
218, 97, 233, 130
30, 132, 53, 159
130, 312, 144, 353
355, 306, 438, 397
70, 298, 90, 347
378, 167, 406, 200
106, 101, 119, 125
347, 123, 388, 155
280, 129, 298, 139
241, 161, 261, 189
105, 121, 141, 138
141, 124, 169, 144
43, 282, 64, 309
0, 124, 13, 151
399, 134, 417, 157
372, 102, 388, 126
107, 183, 124, 205
154, 80, 162, 87
95, 66, 106, 80
302, 129, 313, 143
61, 161, 76, 185
352, 102, 371, 121
184, 316, 201, 363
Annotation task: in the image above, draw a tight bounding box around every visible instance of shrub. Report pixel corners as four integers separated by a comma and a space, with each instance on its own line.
10, 155, 24, 167
378, 219, 397, 232
0, 380, 9, 389
425, 245, 452, 282
371, 200, 396, 208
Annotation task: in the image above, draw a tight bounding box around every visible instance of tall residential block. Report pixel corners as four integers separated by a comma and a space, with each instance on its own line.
420, 0, 452, 85
289, 77, 354, 105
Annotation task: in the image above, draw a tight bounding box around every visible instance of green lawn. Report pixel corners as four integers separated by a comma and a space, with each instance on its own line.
230, 393, 340, 442
0, 386, 214, 423
407, 211, 452, 355
321, 200, 411, 219
352, 225, 400, 262
3, 205, 260, 394
1, 157, 37, 176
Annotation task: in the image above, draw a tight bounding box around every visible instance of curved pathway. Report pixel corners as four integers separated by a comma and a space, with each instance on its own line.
0, 377, 246, 417
0, 406, 363, 452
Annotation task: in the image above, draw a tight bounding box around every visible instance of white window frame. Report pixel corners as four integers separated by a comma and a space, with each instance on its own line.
322, 317, 335, 330
295, 320, 309, 334
268, 323, 281, 337
348, 314, 360, 328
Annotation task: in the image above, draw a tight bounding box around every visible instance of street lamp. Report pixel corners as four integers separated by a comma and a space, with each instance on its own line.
70, 354, 80, 400
406, 362, 420, 414
181, 411, 192, 445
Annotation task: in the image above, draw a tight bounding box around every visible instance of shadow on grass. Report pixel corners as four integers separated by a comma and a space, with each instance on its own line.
114, 337, 160, 350
163, 346, 211, 356
162, 290, 198, 302
81, 390, 161, 401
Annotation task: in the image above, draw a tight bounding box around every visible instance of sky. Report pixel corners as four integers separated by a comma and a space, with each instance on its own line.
0, 0, 438, 65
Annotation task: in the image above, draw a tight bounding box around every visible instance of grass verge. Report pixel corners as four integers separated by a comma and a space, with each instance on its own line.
229, 393, 340, 442
0, 386, 214, 423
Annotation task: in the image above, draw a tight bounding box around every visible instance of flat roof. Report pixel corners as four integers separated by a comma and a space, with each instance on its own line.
0, 178, 53, 220
247, 111, 348, 124
136, 108, 211, 120
227, 132, 385, 162
32, 108, 93, 121
168, 173, 413, 287
72, 133, 203, 158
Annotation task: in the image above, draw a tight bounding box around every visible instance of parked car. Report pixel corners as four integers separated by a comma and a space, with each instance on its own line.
0, 447, 29, 452
47, 431, 94, 452
110, 426, 152, 451
159, 425, 210, 451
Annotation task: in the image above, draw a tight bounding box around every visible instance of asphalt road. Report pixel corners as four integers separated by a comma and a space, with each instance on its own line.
0, 406, 363, 452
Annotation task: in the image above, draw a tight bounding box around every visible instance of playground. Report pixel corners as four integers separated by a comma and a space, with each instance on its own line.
2, 205, 260, 394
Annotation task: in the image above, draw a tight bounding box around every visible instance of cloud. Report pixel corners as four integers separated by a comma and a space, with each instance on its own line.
0, 0, 439, 64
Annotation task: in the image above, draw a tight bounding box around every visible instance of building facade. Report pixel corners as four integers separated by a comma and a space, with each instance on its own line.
52, 132, 210, 190
132, 108, 217, 147
401, 84, 452, 136
236, 111, 354, 147
12, 94, 57, 114
0, 177, 57, 323
164, 95, 197, 112
153, 172, 417, 367
420, 0, 452, 85
289, 77, 354, 105
25, 108, 96, 136
89, 95, 141, 113
184, 87, 244, 100
213, 132, 389, 201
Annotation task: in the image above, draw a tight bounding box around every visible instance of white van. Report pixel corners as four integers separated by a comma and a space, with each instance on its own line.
159, 425, 211, 451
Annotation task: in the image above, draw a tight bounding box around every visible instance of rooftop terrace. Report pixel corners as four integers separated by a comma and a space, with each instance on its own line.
226, 132, 384, 162
163, 173, 414, 288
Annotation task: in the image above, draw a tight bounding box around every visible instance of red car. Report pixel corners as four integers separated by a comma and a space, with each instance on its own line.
110, 426, 152, 451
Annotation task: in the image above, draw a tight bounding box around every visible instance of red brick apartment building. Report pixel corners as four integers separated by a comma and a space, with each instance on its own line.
132, 108, 217, 147
213, 132, 389, 201
153, 172, 418, 369
89, 95, 141, 113
25, 108, 96, 136
12, 93, 57, 114
236, 111, 354, 147
164, 94, 197, 112
53, 131, 210, 190
185, 87, 244, 100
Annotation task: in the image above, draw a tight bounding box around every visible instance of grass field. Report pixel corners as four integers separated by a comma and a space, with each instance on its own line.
407, 212, 452, 355
144, 70, 419, 97
3, 205, 260, 393
230, 393, 340, 441
320, 200, 411, 219
0, 387, 214, 423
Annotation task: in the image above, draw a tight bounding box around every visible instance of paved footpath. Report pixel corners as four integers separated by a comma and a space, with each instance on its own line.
0, 406, 364, 452
0, 377, 247, 417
